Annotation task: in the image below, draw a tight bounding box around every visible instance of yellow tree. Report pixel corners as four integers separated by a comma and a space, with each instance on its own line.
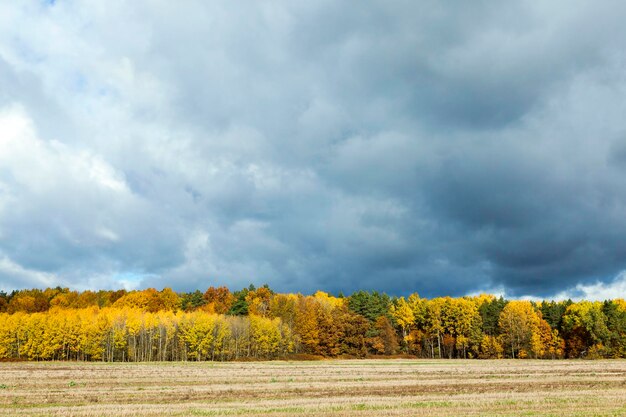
21, 313, 47, 360
445, 298, 483, 358
40, 308, 68, 360
125, 309, 144, 361
158, 288, 181, 312
75, 291, 99, 308
50, 291, 79, 308
479, 335, 504, 358
561, 301, 610, 358
7, 295, 37, 314
294, 296, 319, 354
531, 316, 564, 359
390, 297, 415, 348
498, 301, 539, 358
424, 298, 447, 358
315, 300, 343, 357
269, 293, 298, 330
313, 291, 344, 309
109, 308, 129, 361
79, 307, 108, 361
246, 286, 273, 317
250, 315, 282, 358
211, 315, 232, 360
179, 312, 217, 361
0, 314, 11, 358
155, 310, 178, 361
113, 289, 180, 313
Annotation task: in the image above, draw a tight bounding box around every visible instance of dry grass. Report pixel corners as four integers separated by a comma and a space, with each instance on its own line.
1, 359, 626, 416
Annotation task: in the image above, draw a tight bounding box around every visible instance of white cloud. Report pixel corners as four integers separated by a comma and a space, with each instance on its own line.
551, 272, 626, 301
0, 104, 128, 194
467, 271, 626, 301
0, 256, 57, 291
0, 103, 184, 278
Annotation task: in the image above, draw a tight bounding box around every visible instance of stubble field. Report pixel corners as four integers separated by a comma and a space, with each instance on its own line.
1, 359, 626, 416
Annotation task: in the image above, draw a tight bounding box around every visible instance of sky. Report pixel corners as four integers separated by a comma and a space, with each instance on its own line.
1, 1, 626, 299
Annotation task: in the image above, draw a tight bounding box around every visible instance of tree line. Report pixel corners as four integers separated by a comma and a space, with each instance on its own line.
0, 286, 625, 361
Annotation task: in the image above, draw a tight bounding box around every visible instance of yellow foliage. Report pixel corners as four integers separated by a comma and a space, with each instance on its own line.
479, 335, 503, 359
313, 291, 345, 310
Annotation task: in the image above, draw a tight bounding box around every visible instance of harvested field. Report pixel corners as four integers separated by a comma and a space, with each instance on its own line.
1, 360, 626, 416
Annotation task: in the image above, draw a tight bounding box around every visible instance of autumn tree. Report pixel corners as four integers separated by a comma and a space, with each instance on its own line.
562, 301, 610, 358
423, 298, 446, 358
294, 295, 319, 354
479, 335, 504, 358
531, 317, 564, 359
390, 297, 415, 350
245, 285, 273, 317
444, 298, 482, 358
7, 289, 49, 313
498, 301, 542, 358
4, 285, 626, 362
113, 288, 180, 312
269, 293, 298, 331
368, 316, 399, 355
50, 291, 79, 308
203, 286, 234, 314
315, 296, 343, 357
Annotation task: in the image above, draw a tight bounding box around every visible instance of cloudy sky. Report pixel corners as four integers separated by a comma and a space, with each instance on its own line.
1, 1, 626, 299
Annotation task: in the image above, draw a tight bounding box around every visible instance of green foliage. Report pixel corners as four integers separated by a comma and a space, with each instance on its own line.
479, 296, 507, 336
347, 291, 391, 322
180, 291, 207, 312
539, 300, 572, 330
603, 300, 626, 357
0, 292, 7, 313
227, 287, 251, 316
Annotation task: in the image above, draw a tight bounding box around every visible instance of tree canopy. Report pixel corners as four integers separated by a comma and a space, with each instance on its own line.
0, 286, 624, 361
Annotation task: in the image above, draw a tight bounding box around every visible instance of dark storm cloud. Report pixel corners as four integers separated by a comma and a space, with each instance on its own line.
2, 1, 626, 298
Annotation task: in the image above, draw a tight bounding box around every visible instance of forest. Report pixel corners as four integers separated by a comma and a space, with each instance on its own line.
0, 286, 625, 361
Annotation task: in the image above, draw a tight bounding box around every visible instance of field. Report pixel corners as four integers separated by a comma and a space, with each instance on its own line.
1, 360, 626, 416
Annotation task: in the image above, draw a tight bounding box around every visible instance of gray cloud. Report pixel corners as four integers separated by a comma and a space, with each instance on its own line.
1, 1, 626, 298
